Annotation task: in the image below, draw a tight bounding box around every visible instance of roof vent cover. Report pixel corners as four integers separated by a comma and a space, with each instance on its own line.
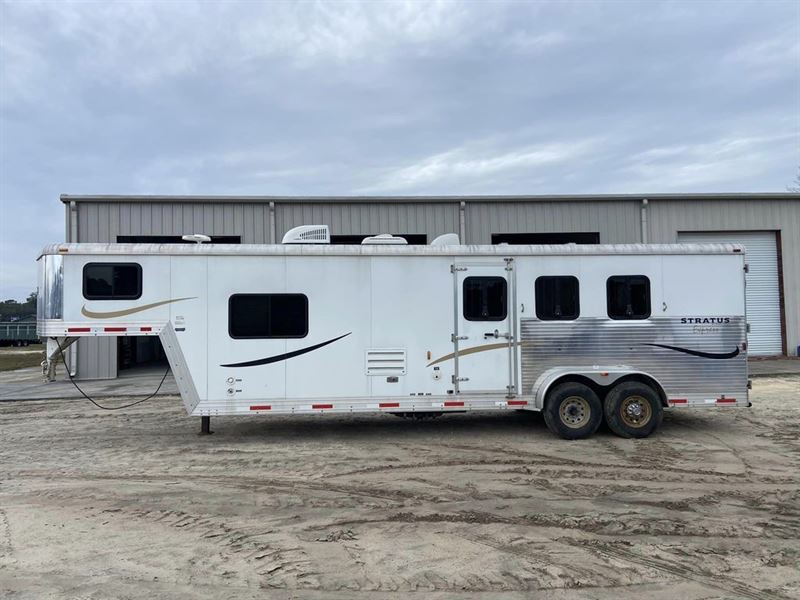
361, 234, 408, 245
281, 225, 330, 244
431, 233, 460, 246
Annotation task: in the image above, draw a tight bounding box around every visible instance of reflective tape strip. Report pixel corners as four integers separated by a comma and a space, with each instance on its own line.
104, 327, 126, 332
444, 401, 464, 407
312, 404, 333, 409
507, 400, 528, 406
379, 402, 400, 408
669, 398, 688, 404
140, 327, 152, 332
250, 405, 271, 411
717, 398, 737, 404
67, 327, 91, 333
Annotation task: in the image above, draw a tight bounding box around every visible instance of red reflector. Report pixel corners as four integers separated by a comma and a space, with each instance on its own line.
249, 405, 271, 411
104, 327, 126, 332
140, 327, 152, 332
669, 398, 688, 404
312, 404, 333, 409
444, 401, 464, 407
379, 402, 400, 408
508, 400, 528, 406
717, 398, 736, 404
67, 327, 91, 333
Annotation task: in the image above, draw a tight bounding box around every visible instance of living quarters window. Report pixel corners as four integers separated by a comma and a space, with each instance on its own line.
535, 276, 579, 320
229, 294, 308, 338
463, 277, 507, 321
607, 276, 651, 320
83, 263, 142, 300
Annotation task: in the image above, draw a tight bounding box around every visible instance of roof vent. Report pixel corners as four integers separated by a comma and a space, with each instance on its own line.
281, 225, 330, 244
361, 234, 408, 245
431, 233, 460, 246
181, 234, 212, 244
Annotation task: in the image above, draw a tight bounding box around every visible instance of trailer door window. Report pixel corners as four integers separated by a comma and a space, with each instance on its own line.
607, 276, 651, 319
229, 294, 308, 338
83, 263, 142, 300
463, 277, 507, 321
535, 276, 579, 320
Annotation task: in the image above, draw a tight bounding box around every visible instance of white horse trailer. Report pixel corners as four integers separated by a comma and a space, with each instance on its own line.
37, 227, 750, 439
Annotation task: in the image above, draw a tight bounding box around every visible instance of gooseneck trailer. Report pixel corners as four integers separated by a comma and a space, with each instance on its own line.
37, 226, 749, 439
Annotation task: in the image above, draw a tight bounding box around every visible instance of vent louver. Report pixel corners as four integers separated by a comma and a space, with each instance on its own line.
365, 349, 406, 375
281, 225, 330, 244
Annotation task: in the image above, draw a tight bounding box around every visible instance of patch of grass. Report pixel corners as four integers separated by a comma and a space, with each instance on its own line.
0, 344, 45, 371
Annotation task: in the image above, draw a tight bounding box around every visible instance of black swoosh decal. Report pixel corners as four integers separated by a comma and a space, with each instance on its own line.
645, 343, 740, 360
221, 333, 351, 367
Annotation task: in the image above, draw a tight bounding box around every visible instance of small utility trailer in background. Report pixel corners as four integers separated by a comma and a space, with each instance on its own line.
37, 226, 750, 439
0, 321, 39, 347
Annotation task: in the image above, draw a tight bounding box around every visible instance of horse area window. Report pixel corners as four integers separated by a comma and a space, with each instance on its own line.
607, 275, 651, 320
463, 277, 507, 321
535, 276, 580, 320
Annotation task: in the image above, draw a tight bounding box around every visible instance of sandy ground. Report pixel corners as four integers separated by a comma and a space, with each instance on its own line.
0, 376, 798, 599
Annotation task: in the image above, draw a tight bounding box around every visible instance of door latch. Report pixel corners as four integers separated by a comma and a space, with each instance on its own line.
451, 334, 468, 342
484, 329, 510, 339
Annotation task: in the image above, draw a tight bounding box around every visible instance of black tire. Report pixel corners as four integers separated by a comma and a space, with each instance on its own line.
543, 382, 603, 440
604, 381, 663, 439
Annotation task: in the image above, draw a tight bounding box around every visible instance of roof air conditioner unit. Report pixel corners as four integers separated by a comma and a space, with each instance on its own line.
361, 234, 408, 245
281, 225, 330, 244
431, 233, 460, 246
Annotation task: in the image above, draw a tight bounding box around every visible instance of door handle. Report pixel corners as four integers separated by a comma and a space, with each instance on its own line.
484, 330, 499, 338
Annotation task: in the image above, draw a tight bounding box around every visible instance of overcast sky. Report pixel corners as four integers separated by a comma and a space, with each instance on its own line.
1, 1, 798, 300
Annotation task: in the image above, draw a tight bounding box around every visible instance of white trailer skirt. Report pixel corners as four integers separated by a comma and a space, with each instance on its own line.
678, 231, 782, 356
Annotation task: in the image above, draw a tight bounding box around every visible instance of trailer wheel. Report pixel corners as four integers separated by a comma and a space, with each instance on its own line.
543, 382, 602, 440
604, 382, 663, 439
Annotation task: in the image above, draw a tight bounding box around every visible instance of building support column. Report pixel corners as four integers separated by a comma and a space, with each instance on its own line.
640, 198, 649, 244
269, 201, 276, 244
459, 201, 466, 242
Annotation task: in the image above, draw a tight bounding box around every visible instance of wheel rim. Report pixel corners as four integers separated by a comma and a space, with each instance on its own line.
559, 396, 591, 429
620, 395, 652, 428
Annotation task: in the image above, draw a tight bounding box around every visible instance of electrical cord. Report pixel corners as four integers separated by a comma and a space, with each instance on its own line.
57, 340, 171, 410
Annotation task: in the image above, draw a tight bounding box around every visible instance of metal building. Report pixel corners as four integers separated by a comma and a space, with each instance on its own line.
60, 192, 800, 379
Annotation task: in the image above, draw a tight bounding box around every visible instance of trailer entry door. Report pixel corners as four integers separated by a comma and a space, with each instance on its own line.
453, 262, 515, 395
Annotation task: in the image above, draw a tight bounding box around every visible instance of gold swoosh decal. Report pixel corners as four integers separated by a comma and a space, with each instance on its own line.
427, 341, 531, 367
81, 297, 196, 319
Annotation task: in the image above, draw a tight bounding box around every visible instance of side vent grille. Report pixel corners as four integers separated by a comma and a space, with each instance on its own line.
365, 349, 406, 376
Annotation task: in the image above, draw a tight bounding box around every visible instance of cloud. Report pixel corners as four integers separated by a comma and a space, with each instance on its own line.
361, 138, 600, 193
0, 0, 798, 299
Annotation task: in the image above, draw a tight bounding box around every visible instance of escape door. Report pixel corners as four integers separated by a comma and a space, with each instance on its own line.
453, 263, 515, 395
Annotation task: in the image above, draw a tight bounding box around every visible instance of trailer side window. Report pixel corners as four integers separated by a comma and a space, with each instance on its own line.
607, 276, 651, 319
229, 294, 308, 338
83, 263, 142, 300
535, 276, 579, 320
463, 277, 507, 321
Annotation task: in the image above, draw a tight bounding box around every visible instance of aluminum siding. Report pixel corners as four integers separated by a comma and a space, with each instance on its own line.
520, 317, 748, 402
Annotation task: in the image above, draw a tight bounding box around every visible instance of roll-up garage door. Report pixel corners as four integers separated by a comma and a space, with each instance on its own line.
677, 231, 782, 356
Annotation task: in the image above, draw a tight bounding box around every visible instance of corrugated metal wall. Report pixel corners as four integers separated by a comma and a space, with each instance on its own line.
464, 200, 641, 244
77, 202, 275, 243
71, 196, 799, 378
275, 202, 459, 240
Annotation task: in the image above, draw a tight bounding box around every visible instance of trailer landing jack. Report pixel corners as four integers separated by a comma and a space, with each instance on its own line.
200, 416, 213, 435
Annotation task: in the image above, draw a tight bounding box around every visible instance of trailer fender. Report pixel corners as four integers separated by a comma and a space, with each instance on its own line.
531, 367, 667, 410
